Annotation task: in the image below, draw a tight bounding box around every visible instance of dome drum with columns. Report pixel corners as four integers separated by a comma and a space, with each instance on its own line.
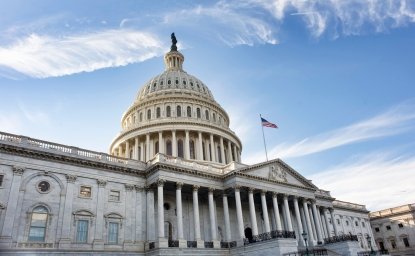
110, 36, 242, 165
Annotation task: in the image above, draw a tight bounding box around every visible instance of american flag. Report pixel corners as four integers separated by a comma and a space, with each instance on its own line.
261, 117, 278, 128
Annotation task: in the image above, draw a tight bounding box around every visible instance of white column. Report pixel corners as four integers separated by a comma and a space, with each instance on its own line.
234, 186, 245, 239
293, 197, 304, 245
223, 194, 231, 241
303, 200, 315, 245
94, 179, 107, 247
157, 179, 165, 238
233, 145, 238, 163
134, 137, 139, 160
220, 137, 225, 164
185, 130, 190, 159
329, 208, 338, 236
172, 130, 177, 157
322, 207, 331, 238
208, 188, 217, 240
227, 140, 233, 162
283, 194, 293, 232
198, 132, 203, 160
145, 133, 150, 161
248, 188, 259, 237
158, 132, 164, 154
309, 205, 317, 240
140, 141, 144, 161
205, 138, 210, 161
1, 167, 24, 240
210, 134, 216, 162
272, 193, 283, 231
192, 185, 202, 242
59, 175, 76, 243
125, 140, 130, 158
311, 201, 323, 244
260, 190, 271, 233
176, 182, 184, 240
146, 186, 155, 241
118, 145, 123, 157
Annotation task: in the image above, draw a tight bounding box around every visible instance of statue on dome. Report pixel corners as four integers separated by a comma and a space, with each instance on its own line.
171, 32, 178, 51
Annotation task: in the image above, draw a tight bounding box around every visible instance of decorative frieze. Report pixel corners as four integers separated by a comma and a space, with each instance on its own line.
12, 166, 25, 176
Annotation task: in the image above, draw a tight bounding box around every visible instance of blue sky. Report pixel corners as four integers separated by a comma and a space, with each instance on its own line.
0, 0, 414, 211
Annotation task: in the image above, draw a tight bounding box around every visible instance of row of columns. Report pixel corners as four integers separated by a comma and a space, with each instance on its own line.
149, 180, 341, 248
114, 130, 241, 164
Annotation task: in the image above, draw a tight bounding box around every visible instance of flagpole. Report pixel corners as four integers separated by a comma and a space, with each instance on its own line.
260, 114, 269, 162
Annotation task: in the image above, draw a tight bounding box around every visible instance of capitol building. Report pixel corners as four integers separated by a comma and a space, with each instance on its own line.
0, 35, 378, 255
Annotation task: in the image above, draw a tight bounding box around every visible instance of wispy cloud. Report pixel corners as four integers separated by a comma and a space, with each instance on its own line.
244, 101, 415, 164
309, 152, 415, 211
0, 29, 164, 78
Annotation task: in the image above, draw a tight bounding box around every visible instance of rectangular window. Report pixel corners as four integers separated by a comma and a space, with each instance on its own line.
403, 237, 410, 247
346, 221, 349, 226
375, 227, 380, 232
80, 186, 91, 198
76, 220, 88, 243
0, 174, 3, 187
337, 219, 340, 225
398, 223, 404, 228
362, 222, 365, 227
355, 221, 359, 226
391, 240, 396, 249
28, 212, 48, 241
386, 225, 391, 230
108, 222, 119, 244
109, 190, 120, 201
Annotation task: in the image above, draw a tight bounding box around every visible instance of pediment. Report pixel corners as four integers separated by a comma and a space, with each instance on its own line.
238, 159, 317, 189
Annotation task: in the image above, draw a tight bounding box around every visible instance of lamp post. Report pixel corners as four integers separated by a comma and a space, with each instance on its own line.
366, 234, 375, 255
302, 232, 309, 256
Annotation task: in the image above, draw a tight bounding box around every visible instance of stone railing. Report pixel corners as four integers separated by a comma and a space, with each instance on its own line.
17, 242, 54, 248
168, 240, 179, 247
221, 241, 237, 248
357, 250, 389, 256
324, 234, 358, 244
244, 230, 296, 245
0, 131, 146, 169
333, 200, 368, 211
284, 248, 328, 256
150, 153, 228, 174
315, 189, 332, 198
204, 241, 214, 248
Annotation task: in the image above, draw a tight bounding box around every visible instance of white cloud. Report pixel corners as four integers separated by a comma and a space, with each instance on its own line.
0, 113, 22, 133
0, 29, 165, 78
275, 101, 415, 159
309, 152, 415, 211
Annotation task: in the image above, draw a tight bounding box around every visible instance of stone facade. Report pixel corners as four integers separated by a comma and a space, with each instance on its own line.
370, 204, 415, 256
0, 38, 377, 255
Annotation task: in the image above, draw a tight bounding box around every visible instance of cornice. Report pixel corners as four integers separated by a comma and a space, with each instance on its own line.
0, 143, 146, 177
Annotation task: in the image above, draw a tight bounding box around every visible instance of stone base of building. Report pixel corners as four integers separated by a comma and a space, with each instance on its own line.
324, 240, 362, 256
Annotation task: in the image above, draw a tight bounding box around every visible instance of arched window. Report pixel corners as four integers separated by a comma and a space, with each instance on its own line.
147, 109, 151, 120
28, 206, 48, 241
139, 112, 143, 122
166, 140, 172, 156
133, 116, 136, 124
177, 106, 181, 117
177, 139, 184, 158
197, 108, 201, 118
187, 106, 192, 117
190, 140, 195, 159
156, 107, 161, 118
155, 141, 159, 154
166, 106, 171, 117
205, 110, 209, 120
213, 113, 216, 122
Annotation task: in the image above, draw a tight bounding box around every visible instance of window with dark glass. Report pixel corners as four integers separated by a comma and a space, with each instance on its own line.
156, 107, 161, 118
403, 237, 410, 247
147, 109, 151, 120
197, 108, 201, 118
28, 206, 48, 241
166, 140, 172, 156
177, 106, 181, 117
166, 106, 171, 117
187, 106, 191, 117
155, 141, 159, 154
205, 110, 209, 120
386, 225, 391, 230
177, 139, 184, 158
0, 174, 4, 187
375, 227, 380, 232
398, 223, 404, 228
217, 145, 222, 163
37, 181, 50, 193
190, 140, 195, 159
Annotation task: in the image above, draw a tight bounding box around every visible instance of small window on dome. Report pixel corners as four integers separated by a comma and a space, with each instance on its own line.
166, 106, 171, 117
139, 112, 143, 122
177, 106, 181, 117
197, 108, 201, 118
202, 87, 205, 92
213, 113, 216, 122
197, 84, 200, 89
153, 83, 156, 89
205, 110, 209, 120
147, 109, 151, 120
160, 80, 164, 85
187, 106, 191, 117
175, 80, 179, 85
168, 80, 171, 85
190, 82, 194, 87
183, 80, 186, 85
156, 107, 161, 118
